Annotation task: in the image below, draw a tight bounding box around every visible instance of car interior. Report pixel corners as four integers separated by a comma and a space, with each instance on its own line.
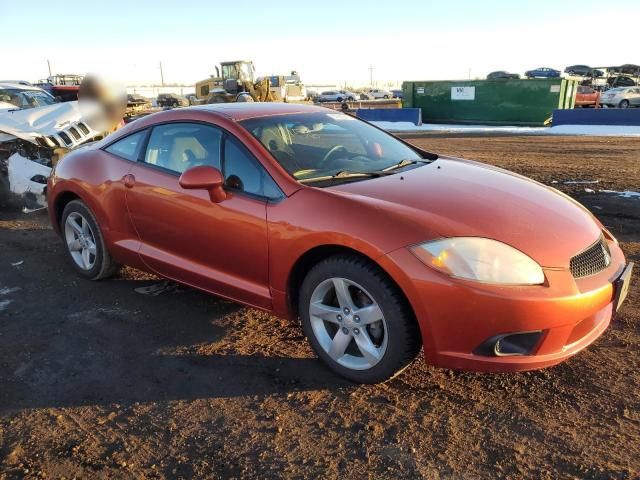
243, 113, 422, 182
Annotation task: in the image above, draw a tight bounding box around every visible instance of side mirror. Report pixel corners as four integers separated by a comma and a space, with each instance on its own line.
179, 166, 228, 203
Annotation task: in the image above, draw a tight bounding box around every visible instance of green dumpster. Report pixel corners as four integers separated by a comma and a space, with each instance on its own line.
402, 78, 577, 126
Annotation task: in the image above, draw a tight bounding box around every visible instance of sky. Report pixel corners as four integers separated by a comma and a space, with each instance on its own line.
2, 0, 639, 88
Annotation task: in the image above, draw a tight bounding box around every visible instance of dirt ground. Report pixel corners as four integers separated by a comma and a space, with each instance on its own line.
0, 136, 638, 479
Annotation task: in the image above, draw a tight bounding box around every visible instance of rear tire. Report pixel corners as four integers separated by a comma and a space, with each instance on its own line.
619, 100, 630, 108
61, 200, 119, 280
299, 255, 421, 383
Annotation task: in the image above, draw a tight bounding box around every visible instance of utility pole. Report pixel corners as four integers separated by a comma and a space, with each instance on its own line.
159, 61, 165, 86
368, 65, 374, 87
47, 59, 52, 76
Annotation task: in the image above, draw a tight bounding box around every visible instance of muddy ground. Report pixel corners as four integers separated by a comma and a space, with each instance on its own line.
0, 136, 638, 479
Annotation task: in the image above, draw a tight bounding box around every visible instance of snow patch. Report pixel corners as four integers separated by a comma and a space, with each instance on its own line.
599, 190, 640, 199
372, 121, 640, 137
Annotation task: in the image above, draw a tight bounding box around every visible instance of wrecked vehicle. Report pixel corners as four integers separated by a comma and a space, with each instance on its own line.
0, 81, 107, 210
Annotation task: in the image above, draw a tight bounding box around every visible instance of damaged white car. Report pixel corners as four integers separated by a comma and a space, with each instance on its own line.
0, 82, 104, 210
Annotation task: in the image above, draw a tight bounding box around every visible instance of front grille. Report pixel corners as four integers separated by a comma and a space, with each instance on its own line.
58, 131, 72, 145
570, 236, 611, 278
77, 122, 90, 135
48, 136, 61, 147
68, 127, 81, 140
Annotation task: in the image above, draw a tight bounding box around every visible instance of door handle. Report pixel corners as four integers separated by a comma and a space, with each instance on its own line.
122, 174, 136, 188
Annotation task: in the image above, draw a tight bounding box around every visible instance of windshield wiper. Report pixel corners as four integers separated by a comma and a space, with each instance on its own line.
300, 170, 390, 184
300, 158, 431, 184
381, 158, 429, 172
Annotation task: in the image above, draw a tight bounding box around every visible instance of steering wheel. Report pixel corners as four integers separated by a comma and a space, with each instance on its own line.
321, 145, 348, 167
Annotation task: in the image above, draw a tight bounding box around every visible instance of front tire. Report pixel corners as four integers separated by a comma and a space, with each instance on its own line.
619, 100, 630, 108
61, 200, 119, 280
299, 255, 421, 383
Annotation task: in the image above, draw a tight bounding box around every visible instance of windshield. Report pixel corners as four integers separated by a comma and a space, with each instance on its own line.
240, 112, 427, 184
0, 88, 56, 109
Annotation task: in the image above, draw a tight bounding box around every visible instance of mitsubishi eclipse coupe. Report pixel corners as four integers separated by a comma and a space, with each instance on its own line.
47, 103, 633, 383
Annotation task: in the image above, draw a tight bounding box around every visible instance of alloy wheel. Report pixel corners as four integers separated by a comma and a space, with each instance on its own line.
64, 212, 97, 270
309, 277, 388, 370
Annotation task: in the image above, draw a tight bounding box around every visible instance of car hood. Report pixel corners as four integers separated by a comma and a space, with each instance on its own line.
329, 157, 602, 268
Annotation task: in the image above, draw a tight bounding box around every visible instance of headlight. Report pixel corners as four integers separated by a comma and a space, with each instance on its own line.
410, 237, 545, 285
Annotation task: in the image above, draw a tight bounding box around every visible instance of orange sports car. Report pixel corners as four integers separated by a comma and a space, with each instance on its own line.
47, 103, 633, 383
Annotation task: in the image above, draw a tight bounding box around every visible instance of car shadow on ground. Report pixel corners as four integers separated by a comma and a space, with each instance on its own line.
0, 219, 350, 413
0, 286, 350, 413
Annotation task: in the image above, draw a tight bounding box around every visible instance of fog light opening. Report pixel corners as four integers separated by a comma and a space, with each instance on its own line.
475, 331, 543, 357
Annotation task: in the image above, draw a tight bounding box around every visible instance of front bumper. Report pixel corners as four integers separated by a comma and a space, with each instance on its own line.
380, 239, 627, 372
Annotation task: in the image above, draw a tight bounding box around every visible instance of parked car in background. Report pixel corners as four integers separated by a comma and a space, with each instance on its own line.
127, 94, 151, 109
305, 89, 319, 102
316, 91, 349, 102
613, 64, 640, 76
487, 71, 520, 80
391, 89, 404, 99
607, 76, 637, 88
525, 67, 560, 79
364, 89, 392, 99
0, 82, 57, 110
0, 80, 33, 86
575, 86, 600, 107
126, 94, 152, 117
185, 94, 200, 105
564, 65, 603, 77
48, 103, 631, 383
157, 93, 189, 107
599, 87, 640, 108
337, 90, 358, 101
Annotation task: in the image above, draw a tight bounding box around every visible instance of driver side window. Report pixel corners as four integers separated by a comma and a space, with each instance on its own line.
144, 123, 222, 174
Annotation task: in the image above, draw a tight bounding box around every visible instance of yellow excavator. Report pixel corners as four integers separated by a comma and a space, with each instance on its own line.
195, 60, 274, 103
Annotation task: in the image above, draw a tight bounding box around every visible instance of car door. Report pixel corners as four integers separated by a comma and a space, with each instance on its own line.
631, 88, 640, 106
124, 122, 277, 309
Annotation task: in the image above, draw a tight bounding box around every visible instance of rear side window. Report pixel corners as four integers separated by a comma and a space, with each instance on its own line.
105, 130, 146, 161
223, 136, 281, 199
143, 123, 222, 174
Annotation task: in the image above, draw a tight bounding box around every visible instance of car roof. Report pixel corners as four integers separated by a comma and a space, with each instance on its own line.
192, 102, 333, 121
0, 82, 46, 91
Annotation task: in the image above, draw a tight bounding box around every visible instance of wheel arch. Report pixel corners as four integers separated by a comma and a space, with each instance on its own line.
285, 244, 418, 331
49, 182, 109, 237
52, 190, 81, 233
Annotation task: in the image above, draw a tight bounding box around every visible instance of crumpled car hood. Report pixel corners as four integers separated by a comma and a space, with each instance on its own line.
0, 101, 85, 143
